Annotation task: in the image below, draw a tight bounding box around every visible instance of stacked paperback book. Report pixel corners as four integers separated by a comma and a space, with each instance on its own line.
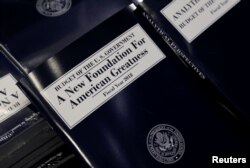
0, 0, 249, 167
0, 48, 83, 168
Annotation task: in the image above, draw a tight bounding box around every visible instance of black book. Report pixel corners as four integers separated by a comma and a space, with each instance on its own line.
0, 45, 41, 148
134, 0, 250, 122
0, 46, 85, 168
1, 3, 250, 168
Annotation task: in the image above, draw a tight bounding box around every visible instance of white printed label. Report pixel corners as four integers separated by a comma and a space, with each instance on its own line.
41, 24, 166, 129
161, 0, 240, 42
0, 74, 30, 123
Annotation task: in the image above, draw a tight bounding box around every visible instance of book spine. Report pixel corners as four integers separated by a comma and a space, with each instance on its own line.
138, 7, 206, 80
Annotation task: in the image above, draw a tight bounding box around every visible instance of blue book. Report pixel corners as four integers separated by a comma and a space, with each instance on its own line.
1, 3, 250, 168
0, 46, 40, 147
134, 0, 250, 122
0, 46, 85, 168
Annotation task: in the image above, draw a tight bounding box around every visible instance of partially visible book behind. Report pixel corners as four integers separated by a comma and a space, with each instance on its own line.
0, 46, 86, 168
134, 0, 250, 123
0, 0, 130, 73
1, 3, 250, 167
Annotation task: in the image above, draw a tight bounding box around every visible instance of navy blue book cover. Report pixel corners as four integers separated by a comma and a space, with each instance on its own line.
0, 46, 41, 147
134, 0, 250, 122
2, 4, 250, 167
0, 0, 130, 72
0, 46, 86, 168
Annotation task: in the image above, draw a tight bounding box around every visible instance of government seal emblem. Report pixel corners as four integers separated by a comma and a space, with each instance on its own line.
36, 0, 72, 17
147, 124, 185, 164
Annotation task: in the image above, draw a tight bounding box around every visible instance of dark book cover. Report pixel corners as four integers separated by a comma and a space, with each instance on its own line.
0, 46, 41, 147
1, 3, 250, 168
134, 0, 250, 122
0, 46, 85, 168
0, 0, 130, 72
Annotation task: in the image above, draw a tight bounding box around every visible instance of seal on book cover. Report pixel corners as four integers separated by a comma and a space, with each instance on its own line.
36, 0, 72, 17
147, 124, 185, 164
